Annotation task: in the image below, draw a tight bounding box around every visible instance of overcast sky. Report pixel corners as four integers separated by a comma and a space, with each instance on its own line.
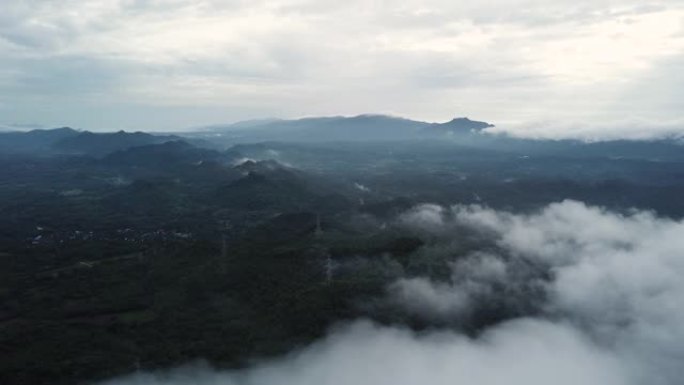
1, 0, 684, 135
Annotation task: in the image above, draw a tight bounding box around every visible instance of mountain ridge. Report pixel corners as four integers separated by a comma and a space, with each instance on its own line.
196, 114, 495, 142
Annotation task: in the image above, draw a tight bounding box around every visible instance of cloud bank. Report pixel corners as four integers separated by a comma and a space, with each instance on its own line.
102, 200, 684, 385
485, 119, 684, 141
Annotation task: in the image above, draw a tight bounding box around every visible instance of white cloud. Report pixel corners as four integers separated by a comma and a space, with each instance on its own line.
486, 119, 684, 141
426, 200, 684, 383
398, 203, 446, 233
101, 200, 684, 385
388, 277, 472, 319
102, 320, 629, 385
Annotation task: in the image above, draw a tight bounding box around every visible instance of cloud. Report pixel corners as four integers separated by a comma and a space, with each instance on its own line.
386, 251, 540, 323
101, 320, 628, 385
398, 203, 446, 233
101, 200, 684, 385
394, 200, 684, 383
354, 183, 371, 192
387, 277, 472, 319
486, 119, 684, 141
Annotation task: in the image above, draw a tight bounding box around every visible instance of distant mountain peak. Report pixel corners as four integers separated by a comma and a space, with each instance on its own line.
28, 126, 78, 134
443, 117, 494, 129
427, 117, 494, 134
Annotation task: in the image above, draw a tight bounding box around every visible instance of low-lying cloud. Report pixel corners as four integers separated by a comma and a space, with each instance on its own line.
486, 119, 684, 141
102, 320, 627, 385
102, 200, 684, 385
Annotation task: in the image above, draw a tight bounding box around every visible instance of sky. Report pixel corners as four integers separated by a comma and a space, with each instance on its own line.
1, 0, 684, 136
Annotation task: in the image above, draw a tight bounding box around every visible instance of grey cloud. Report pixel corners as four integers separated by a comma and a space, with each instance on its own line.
0, 0, 111, 50
5, 55, 125, 95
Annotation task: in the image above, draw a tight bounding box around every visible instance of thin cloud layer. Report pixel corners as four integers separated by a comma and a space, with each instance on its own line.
103, 200, 684, 385
1, 0, 684, 135
102, 320, 628, 385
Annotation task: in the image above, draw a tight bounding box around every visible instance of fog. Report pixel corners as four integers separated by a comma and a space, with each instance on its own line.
102, 200, 684, 385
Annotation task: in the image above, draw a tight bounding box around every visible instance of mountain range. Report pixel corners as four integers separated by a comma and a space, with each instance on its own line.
0, 128, 180, 156
2, 114, 683, 162
198, 115, 495, 142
